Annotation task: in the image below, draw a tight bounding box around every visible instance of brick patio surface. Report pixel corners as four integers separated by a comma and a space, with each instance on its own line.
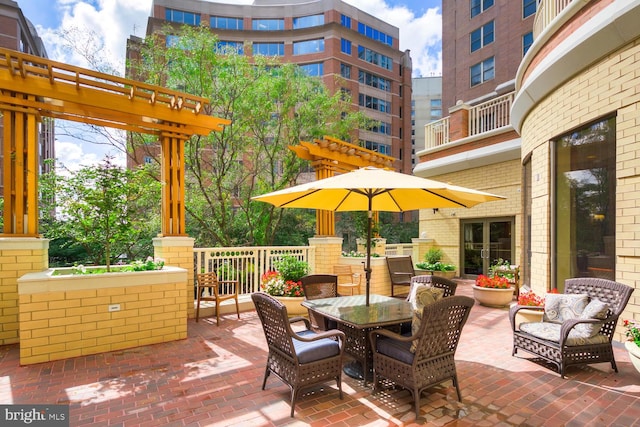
1, 280, 639, 426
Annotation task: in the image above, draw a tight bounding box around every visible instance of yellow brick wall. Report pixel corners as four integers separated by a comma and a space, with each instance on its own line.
18, 267, 187, 365
0, 238, 48, 346
418, 158, 523, 270
520, 38, 640, 341
153, 237, 195, 318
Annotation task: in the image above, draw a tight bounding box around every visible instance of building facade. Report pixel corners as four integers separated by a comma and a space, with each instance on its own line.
134, 0, 413, 174
415, 0, 535, 279
0, 0, 54, 197
411, 76, 442, 165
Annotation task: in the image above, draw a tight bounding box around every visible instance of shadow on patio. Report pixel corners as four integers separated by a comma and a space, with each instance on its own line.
1, 281, 639, 426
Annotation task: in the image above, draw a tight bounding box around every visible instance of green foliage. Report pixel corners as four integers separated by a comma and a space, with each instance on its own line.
424, 247, 443, 264
274, 255, 309, 282
416, 247, 456, 271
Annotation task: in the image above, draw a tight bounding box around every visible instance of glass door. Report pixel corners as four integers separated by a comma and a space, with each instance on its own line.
461, 217, 514, 278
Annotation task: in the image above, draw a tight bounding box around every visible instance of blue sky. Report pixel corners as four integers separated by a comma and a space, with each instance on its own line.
16, 0, 442, 168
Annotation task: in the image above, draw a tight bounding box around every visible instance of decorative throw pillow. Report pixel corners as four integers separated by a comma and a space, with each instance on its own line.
574, 298, 610, 337
543, 293, 589, 323
410, 285, 444, 352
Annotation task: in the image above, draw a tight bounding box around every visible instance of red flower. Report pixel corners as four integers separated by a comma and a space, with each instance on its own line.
475, 274, 511, 289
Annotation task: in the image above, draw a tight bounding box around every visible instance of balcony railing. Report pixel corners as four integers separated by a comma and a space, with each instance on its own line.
424, 92, 514, 149
534, 0, 574, 38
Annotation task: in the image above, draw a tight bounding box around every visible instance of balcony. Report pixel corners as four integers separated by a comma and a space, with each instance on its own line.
533, 0, 574, 38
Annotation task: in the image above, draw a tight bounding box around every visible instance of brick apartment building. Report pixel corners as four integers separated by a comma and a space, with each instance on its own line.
128, 0, 413, 175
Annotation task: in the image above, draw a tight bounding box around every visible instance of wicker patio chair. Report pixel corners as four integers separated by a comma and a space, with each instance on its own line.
300, 274, 339, 330
408, 275, 458, 300
195, 271, 239, 326
369, 296, 474, 418
251, 292, 345, 417
510, 277, 633, 378
386, 255, 416, 297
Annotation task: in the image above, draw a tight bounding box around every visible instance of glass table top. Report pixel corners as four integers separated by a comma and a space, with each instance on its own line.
302, 294, 413, 328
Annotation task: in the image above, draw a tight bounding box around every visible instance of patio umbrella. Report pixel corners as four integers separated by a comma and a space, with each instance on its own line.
253, 166, 505, 305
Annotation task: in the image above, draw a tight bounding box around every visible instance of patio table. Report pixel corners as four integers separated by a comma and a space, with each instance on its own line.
302, 294, 413, 384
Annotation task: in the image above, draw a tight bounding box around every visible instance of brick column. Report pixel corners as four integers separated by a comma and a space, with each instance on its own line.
0, 237, 48, 345
153, 237, 195, 318
448, 102, 470, 141
308, 237, 343, 274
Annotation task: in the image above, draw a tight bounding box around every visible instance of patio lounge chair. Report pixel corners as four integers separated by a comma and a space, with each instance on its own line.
386, 255, 416, 297
510, 277, 633, 378
370, 295, 474, 418
300, 274, 339, 330
195, 271, 240, 326
251, 292, 345, 417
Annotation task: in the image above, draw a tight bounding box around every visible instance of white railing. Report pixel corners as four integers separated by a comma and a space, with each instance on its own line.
193, 246, 315, 296
534, 0, 574, 38
385, 243, 414, 256
424, 117, 449, 149
468, 92, 514, 136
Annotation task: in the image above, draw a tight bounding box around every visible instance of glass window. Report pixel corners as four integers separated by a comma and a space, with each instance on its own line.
358, 46, 393, 70
358, 94, 390, 113
253, 42, 284, 56
293, 39, 324, 55
341, 14, 351, 28
470, 57, 494, 86
299, 62, 324, 77
210, 16, 243, 30
252, 19, 284, 31
554, 116, 616, 288
165, 8, 200, 26
523, 0, 537, 19
523, 31, 534, 56
340, 63, 351, 79
357, 22, 393, 46
361, 140, 391, 155
470, 0, 494, 18
341, 38, 352, 55
358, 70, 391, 91
216, 41, 244, 55
166, 35, 180, 47
470, 20, 494, 52
293, 14, 324, 29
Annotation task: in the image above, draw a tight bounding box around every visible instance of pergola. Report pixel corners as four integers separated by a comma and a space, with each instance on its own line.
0, 48, 229, 237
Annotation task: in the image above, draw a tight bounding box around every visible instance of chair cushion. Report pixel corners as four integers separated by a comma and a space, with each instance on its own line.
293, 329, 340, 364
574, 298, 610, 337
519, 321, 609, 346
543, 293, 589, 323
376, 335, 414, 365
410, 285, 444, 352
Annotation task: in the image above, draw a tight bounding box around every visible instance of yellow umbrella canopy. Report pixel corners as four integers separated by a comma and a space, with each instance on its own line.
253, 167, 506, 305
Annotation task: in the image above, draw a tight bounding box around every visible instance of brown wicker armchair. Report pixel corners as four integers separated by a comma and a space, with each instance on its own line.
369, 296, 474, 418
386, 256, 416, 297
510, 278, 633, 378
300, 274, 339, 330
251, 292, 345, 417
408, 275, 458, 300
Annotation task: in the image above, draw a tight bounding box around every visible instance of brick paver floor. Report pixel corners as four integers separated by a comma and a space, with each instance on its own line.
1, 281, 639, 426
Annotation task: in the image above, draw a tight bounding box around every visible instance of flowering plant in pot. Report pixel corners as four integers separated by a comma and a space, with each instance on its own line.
260, 270, 304, 297
472, 274, 513, 307
623, 319, 640, 373
475, 274, 511, 289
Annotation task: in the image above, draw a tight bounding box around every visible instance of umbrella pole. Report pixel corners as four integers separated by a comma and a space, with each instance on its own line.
365, 207, 372, 307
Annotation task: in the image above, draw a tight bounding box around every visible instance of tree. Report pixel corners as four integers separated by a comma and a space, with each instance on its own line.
129, 25, 371, 246
40, 157, 161, 269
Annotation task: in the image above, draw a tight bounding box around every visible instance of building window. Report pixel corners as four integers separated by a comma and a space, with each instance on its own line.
358, 94, 390, 113
341, 38, 352, 55
166, 35, 180, 47
358, 70, 391, 91
358, 46, 393, 70
341, 14, 351, 29
470, 0, 494, 18
523, 31, 533, 56
252, 19, 284, 31
369, 121, 392, 136
430, 99, 442, 118
210, 16, 243, 30
357, 22, 393, 46
470, 20, 494, 52
523, 0, 537, 19
293, 39, 324, 55
217, 41, 244, 54
340, 63, 351, 79
143, 156, 154, 164
253, 42, 284, 56
299, 62, 324, 77
293, 14, 324, 29
470, 57, 494, 86
554, 116, 615, 288
165, 8, 200, 25
361, 140, 391, 155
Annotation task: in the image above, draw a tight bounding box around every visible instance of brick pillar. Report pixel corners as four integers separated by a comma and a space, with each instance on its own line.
412, 237, 435, 265
153, 237, 195, 318
308, 237, 343, 274
0, 237, 48, 345
448, 102, 470, 141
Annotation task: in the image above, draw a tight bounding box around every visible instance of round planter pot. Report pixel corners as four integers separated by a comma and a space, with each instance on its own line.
513, 307, 544, 329
274, 296, 307, 317
472, 285, 515, 308
625, 341, 640, 374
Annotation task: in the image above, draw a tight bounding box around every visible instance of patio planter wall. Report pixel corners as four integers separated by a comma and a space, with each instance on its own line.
17, 266, 188, 365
